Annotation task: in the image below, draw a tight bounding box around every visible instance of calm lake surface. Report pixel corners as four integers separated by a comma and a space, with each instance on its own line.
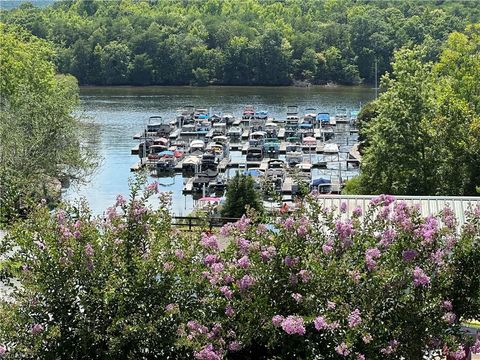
64, 86, 375, 216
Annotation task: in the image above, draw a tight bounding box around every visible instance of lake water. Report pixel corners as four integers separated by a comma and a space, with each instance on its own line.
64, 86, 375, 216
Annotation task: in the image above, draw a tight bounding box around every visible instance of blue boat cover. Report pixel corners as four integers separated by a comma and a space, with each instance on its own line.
243, 169, 262, 177
316, 113, 330, 122
310, 178, 330, 186
158, 150, 174, 156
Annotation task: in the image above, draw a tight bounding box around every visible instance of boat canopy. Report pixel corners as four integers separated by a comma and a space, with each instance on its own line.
316, 113, 330, 122
190, 140, 205, 148
243, 169, 262, 177
311, 178, 330, 186
158, 150, 174, 157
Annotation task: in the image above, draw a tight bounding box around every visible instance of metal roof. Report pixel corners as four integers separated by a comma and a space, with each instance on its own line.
313, 195, 480, 226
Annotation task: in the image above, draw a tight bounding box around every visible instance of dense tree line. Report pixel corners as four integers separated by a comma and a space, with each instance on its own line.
2, 0, 479, 86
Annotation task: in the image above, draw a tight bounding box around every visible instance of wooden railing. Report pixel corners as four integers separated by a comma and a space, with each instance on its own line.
171, 216, 240, 231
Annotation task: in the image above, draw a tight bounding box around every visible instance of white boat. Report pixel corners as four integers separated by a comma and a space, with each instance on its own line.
189, 139, 206, 153
323, 143, 339, 154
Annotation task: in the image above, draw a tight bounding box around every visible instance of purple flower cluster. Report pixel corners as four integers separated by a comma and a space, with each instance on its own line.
335, 220, 354, 246
236, 275, 255, 290
347, 308, 362, 328
335, 342, 351, 356
280, 315, 306, 335
380, 339, 399, 355
370, 194, 395, 206
194, 344, 221, 360
412, 266, 430, 287
200, 233, 219, 250
365, 247, 381, 271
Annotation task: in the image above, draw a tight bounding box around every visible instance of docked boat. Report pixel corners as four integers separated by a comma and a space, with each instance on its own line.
323, 143, 339, 154
227, 126, 242, 143
316, 113, 331, 126
212, 123, 227, 137
242, 105, 255, 120
265, 122, 278, 137
335, 108, 349, 123
255, 110, 268, 120
249, 131, 266, 147
246, 146, 264, 162
350, 110, 359, 126
302, 136, 317, 151
182, 155, 202, 175
265, 159, 285, 191
222, 114, 235, 126
155, 154, 177, 175
286, 151, 303, 167
310, 178, 332, 194
146, 116, 172, 137
264, 137, 280, 156
189, 139, 206, 154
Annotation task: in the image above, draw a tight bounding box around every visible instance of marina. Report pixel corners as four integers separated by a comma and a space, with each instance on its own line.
130, 104, 362, 209
64, 86, 375, 215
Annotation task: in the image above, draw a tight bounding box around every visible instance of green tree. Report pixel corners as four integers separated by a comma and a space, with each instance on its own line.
0, 24, 94, 224
100, 41, 131, 85
359, 25, 480, 195
221, 173, 262, 218
128, 53, 154, 85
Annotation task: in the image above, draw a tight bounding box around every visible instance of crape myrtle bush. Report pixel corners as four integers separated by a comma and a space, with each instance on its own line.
0, 179, 479, 359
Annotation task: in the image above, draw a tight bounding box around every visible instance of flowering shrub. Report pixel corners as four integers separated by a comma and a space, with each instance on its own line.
0, 184, 479, 359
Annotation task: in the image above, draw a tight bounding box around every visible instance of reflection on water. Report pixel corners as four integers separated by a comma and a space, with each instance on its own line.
64, 86, 375, 216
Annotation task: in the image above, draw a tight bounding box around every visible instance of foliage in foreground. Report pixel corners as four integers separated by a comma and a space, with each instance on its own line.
0, 24, 95, 225
1, 181, 479, 359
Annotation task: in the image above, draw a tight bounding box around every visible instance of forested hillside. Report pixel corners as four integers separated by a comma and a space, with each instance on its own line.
2, 0, 479, 86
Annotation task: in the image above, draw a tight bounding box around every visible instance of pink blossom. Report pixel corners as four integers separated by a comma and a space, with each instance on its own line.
200, 233, 219, 250
272, 315, 284, 327
314, 316, 328, 330
284, 256, 299, 267
471, 335, 480, 354
402, 249, 417, 262
335, 220, 354, 246
225, 305, 234, 317
194, 344, 221, 360
228, 341, 242, 352
365, 247, 381, 271
379, 228, 396, 247
381, 339, 399, 355
291, 293, 302, 302
219, 286, 233, 299
289, 273, 298, 285
204, 254, 220, 265
31, 323, 44, 335
327, 321, 340, 330
370, 194, 395, 206
296, 225, 308, 237
236, 215, 251, 232
236, 237, 251, 254
115, 194, 126, 207
340, 202, 347, 213
442, 312, 456, 324
353, 206, 362, 217
0, 345, 6, 356
362, 334, 373, 344
322, 240, 334, 254
298, 270, 311, 283
165, 303, 178, 314
449, 348, 466, 360
442, 300, 453, 311
56, 210, 66, 224
348, 308, 362, 328
211, 263, 224, 273
237, 256, 250, 269
187, 321, 209, 335
327, 301, 336, 309
236, 275, 255, 290
284, 216, 295, 229
163, 262, 174, 271
84, 243, 94, 257
357, 354, 365, 360
73, 230, 81, 239
335, 342, 351, 356
431, 249, 445, 267
442, 207, 456, 228
146, 181, 159, 193
349, 270, 361, 283
281, 315, 305, 335
174, 249, 185, 260
413, 266, 430, 287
